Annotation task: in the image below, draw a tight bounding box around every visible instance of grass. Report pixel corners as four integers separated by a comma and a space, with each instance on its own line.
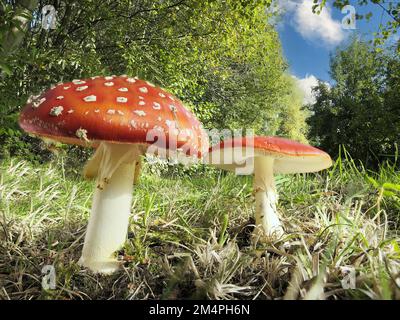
0, 152, 400, 300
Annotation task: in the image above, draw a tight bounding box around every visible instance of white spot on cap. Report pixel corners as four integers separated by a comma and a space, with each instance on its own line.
134, 110, 146, 117
49, 106, 63, 116
127, 78, 136, 83
63, 86, 71, 90
73, 80, 86, 85
85, 111, 89, 115
83, 95, 97, 102
139, 96, 144, 100
130, 120, 137, 128
157, 116, 162, 121
153, 102, 161, 110
107, 109, 116, 115
121, 74, 128, 77
139, 101, 146, 106
169, 96, 175, 101
67, 109, 74, 114
94, 109, 100, 113
104, 76, 113, 80
56, 96, 64, 100
118, 87, 128, 92
117, 97, 128, 103
76, 128, 88, 141
159, 93, 166, 98
104, 82, 114, 87
139, 87, 148, 93
117, 110, 124, 115
76, 86, 88, 91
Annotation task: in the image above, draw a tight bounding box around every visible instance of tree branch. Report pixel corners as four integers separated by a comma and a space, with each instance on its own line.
375, 2, 400, 24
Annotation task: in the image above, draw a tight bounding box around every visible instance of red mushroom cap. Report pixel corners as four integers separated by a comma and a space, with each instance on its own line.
19, 76, 209, 157
208, 136, 332, 174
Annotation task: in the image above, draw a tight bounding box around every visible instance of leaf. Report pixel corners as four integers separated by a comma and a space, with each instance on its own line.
383, 183, 400, 192
383, 190, 396, 197
0, 61, 12, 75
366, 175, 379, 188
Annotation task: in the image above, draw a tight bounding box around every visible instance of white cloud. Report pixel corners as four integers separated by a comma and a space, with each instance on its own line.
293, 74, 319, 105
278, 0, 345, 46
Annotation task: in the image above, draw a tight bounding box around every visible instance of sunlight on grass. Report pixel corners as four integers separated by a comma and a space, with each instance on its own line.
0, 155, 399, 300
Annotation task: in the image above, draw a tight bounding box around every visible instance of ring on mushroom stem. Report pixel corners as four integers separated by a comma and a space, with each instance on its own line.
19, 75, 209, 274
205, 136, 332, 241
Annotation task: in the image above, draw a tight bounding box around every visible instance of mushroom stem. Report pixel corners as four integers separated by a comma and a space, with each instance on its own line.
79, 142, 140, 274
253, 157, 284, 239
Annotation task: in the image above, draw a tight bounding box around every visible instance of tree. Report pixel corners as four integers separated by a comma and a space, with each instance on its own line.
307, 38, 400, 167
0, 0, 309, 159
276, 75, 308, 143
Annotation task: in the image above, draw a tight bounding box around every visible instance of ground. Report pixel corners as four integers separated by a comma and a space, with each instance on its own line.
0, 154, 399, 300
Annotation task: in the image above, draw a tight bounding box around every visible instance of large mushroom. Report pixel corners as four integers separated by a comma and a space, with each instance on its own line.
19, 75, 209, 274
206, 136, 332, 240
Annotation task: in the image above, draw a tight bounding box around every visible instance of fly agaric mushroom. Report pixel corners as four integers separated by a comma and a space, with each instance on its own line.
206, 136, 332, 239
19, 75, 209, 274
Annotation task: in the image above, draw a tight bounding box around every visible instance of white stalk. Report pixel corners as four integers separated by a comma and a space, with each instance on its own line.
79, 142, 139, 274
253, 157, 284, 239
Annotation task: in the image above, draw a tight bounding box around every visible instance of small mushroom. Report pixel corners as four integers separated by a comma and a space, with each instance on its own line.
19, 76, 209, 274
206, 136, 332, 240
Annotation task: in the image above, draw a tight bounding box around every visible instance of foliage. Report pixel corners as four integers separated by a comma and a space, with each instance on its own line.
307, 38, 400, 167
0, 0, 308, 161
1, 1, 39, 65
276, 74, 309, 143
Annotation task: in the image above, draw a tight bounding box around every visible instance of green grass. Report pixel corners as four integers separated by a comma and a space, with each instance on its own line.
0, 154, 400, 300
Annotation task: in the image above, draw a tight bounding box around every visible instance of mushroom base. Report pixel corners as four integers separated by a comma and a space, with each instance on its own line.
253, 157, 284, 240
79, 142, 140, 274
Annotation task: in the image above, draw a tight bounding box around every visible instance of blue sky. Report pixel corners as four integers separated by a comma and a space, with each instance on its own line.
276, 1, 393, 103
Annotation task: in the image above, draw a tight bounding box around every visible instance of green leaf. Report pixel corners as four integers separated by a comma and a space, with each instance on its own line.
0, 61, 12, 75
366, 176, 379, 188
383, 183, 400, 192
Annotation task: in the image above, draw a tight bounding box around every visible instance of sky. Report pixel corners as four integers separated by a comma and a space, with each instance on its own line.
276, 0, 394, 104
